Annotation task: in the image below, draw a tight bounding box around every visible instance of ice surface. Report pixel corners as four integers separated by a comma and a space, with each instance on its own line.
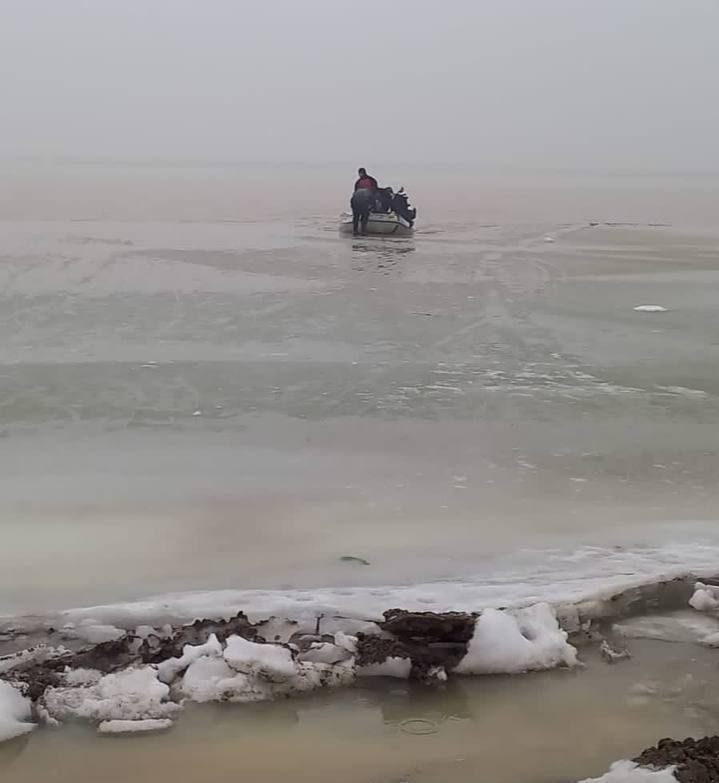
578, 760, 677, 782
0, 680, 35, 743
0, 645, 68, 676
32, 540, 719, 637
43, 666, 179, 723
615, 611, 719, 644
224, 635, 296, 682
97, 718, 173, 734
455, 603, 577, 675
61, 622, 124, 644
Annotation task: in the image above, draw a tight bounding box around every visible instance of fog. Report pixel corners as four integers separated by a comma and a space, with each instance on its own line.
2, 0, 718, 169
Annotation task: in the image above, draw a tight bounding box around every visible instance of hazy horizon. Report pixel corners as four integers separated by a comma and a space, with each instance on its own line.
2, 0, 718, 171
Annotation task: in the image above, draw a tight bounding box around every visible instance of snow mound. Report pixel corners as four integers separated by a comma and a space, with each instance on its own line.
224, 635, 296, 682
0, 680, 35, 744
689, 582, 719, 612
578, 760, 677, 782
43, 666, 179, 723
98, 718, 173, 735
455, 603, 577, 675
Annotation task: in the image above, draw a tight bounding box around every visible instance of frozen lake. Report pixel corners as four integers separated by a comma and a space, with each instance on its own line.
2, 163, 719, 614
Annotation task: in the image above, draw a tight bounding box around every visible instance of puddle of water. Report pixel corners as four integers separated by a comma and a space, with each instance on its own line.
2, 640, 718, 783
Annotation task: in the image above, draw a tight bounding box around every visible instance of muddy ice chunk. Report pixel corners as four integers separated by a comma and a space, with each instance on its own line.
0, 645, 69, 677
297, 643, 353, 665
134, 625, 172, 640
62, 668, 103, 687
333, 632, 358, 654
0, 680, 35, 743
380, 609, 475, 645
156, 634, 223, 684
139, 613, 259, 664
182, 654, 353, 703
689, 582, 719, 612
600, 640, 631, 663
291, 661, 355, 693
181, 656, 249, 703
223, 636, 296, 682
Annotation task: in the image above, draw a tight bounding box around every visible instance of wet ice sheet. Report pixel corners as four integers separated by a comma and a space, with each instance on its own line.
2, 168, 719, 613
4, 537, 719, 633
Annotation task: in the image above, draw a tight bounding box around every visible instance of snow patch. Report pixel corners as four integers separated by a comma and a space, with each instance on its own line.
0, 680, 35, 744
455, 603, 577, 675
66, 621, 125, 644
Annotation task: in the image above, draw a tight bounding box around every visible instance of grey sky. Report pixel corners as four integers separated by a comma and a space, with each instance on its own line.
2, 0, 718, 168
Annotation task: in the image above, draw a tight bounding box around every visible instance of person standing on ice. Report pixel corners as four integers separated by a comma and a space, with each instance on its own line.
350, 168, 379, 237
